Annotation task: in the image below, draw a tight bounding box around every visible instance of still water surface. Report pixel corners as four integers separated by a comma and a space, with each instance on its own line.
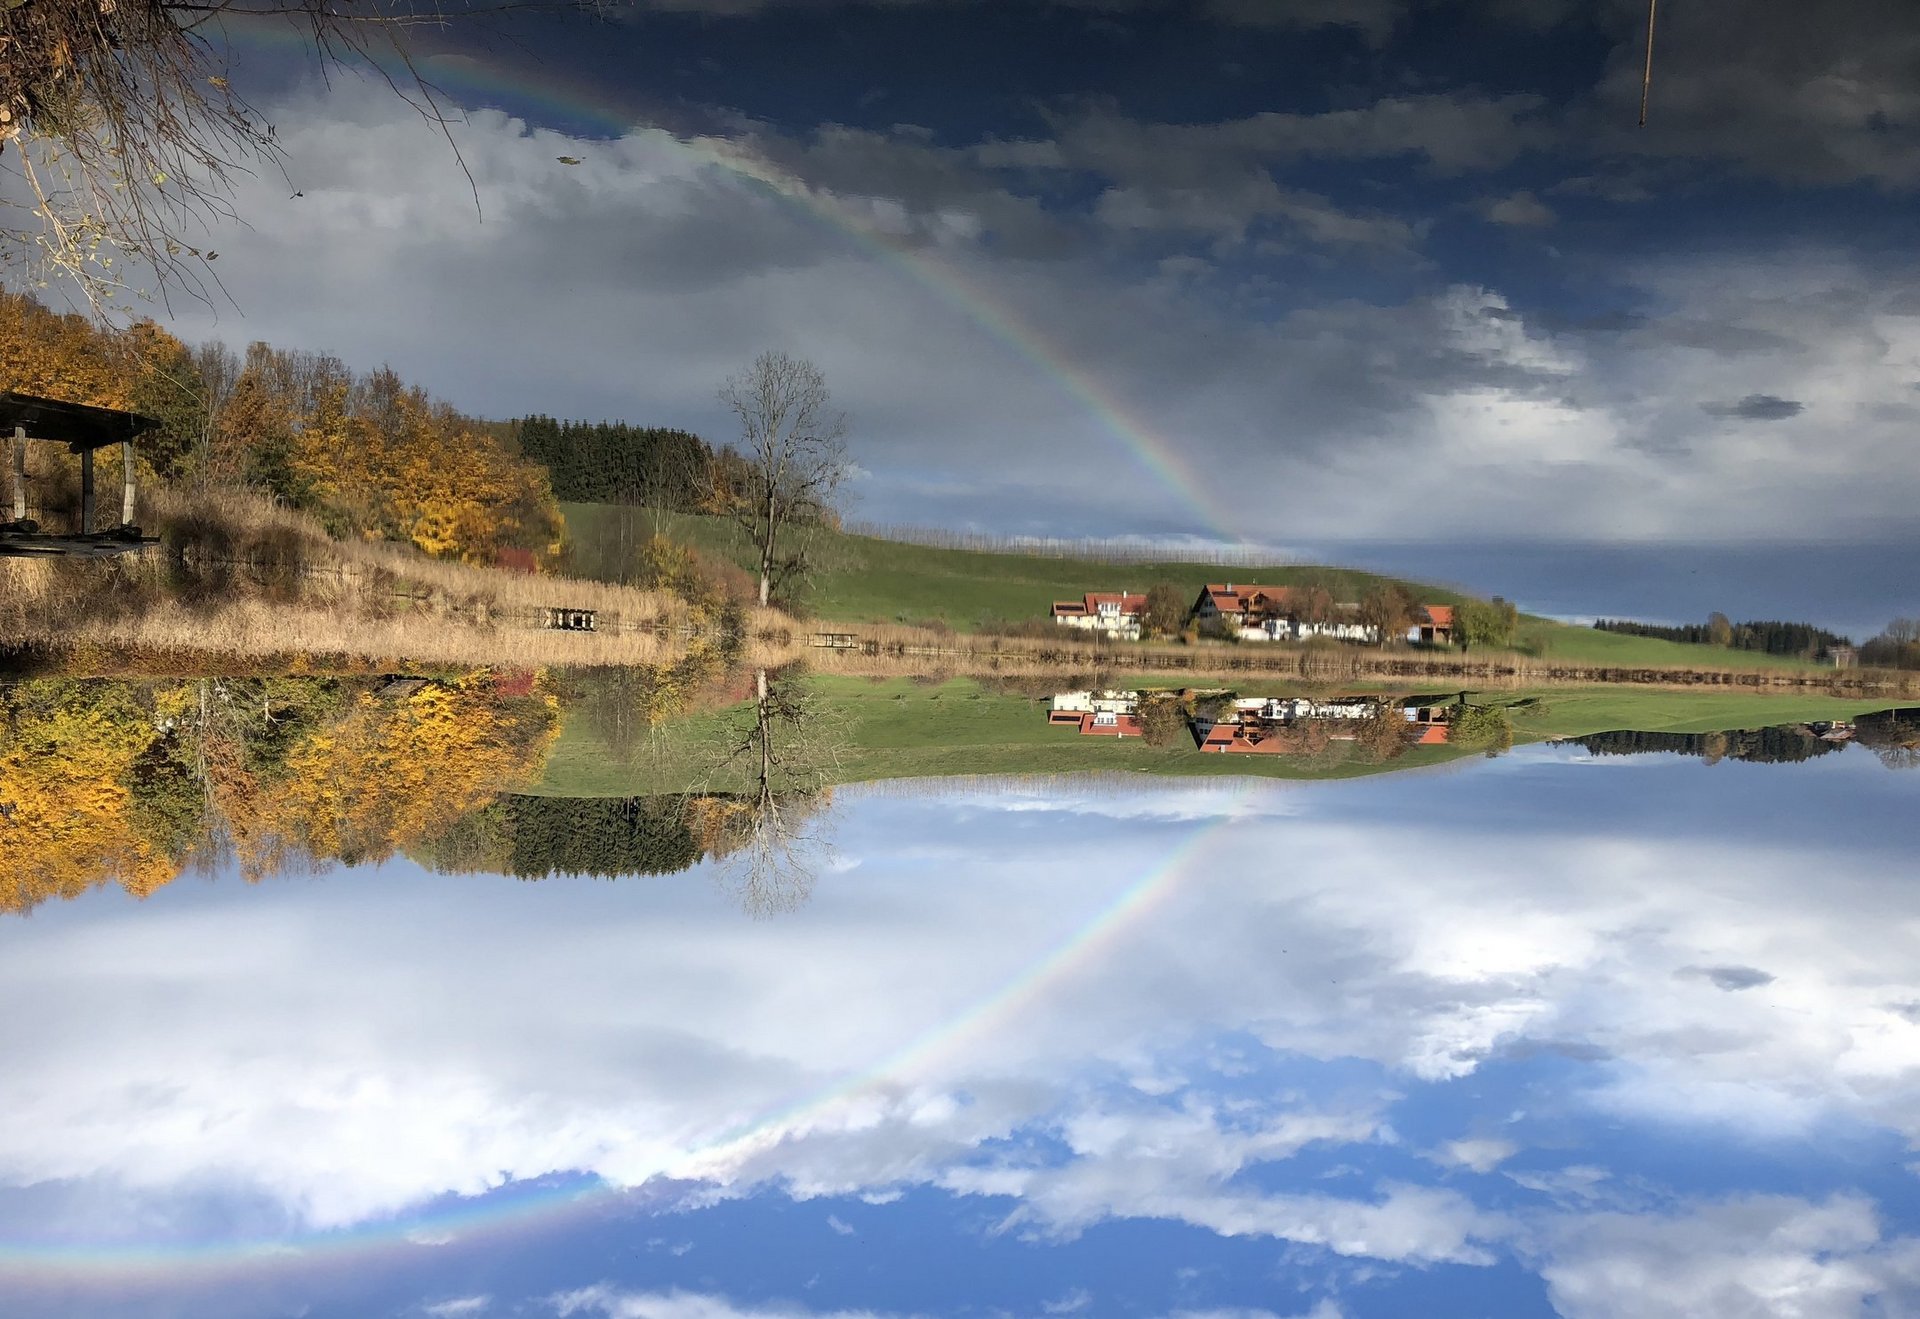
2, 694, 1918, 1318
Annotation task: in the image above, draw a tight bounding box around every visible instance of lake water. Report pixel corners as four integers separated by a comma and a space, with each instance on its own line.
3, 679, 1919, 1317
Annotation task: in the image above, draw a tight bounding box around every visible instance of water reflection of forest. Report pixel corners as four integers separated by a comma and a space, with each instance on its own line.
1576, 710, 1920, 769
0, 670, 828, 916
6, 669, 1917, 918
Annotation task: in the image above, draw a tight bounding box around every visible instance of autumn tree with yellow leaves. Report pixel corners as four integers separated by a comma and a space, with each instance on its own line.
0, 288, 563, 561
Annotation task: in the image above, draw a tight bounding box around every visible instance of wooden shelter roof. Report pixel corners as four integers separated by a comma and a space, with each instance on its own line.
0, 392, 161, 453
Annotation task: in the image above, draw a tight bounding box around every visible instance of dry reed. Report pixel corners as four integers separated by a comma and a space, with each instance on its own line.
2, 488, 803, 672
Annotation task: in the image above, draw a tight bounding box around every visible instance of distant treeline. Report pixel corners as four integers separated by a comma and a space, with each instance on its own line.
1861, 620, 1920, 671
1592, 616, 1851, 658
1576, 727, 1844, 765
514, 416, 744, 510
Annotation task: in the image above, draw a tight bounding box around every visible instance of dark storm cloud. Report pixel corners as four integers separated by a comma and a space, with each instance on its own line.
1040, 93, 1557, 178
630, 0, 1413, 35
689, 106, 1463, 261
134, 0, 1920, 549
1590, 0, 1920, 189
1676, 965, 1778, 992
1701, 394, 1806, 422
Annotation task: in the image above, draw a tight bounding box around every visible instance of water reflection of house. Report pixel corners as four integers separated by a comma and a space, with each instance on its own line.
1050, 592, 1148, 639
1069, 710, 1145, 737
1050, 690, 1139, 717
1403, 701, 1453, 744
1194, 695, 1384, 753
1047, 689, 1451, 751
1048, 694, 1145, 737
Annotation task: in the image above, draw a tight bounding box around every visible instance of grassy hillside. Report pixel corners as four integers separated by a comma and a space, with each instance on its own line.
560, 504, 1454, 627
531, 675, 1895, 798
561, 503, 1827, 673
1511, 617, 1820, 670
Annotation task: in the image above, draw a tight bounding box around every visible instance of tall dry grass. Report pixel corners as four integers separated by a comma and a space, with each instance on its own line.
2, 487, 802, 672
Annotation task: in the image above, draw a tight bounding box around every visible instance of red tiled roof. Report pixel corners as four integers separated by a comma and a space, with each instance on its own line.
1421, 605, 1455, 627
1201, 723, 1296, 754
1077, 714, 1143, 737
1052, 592, 1148, 617
1415, 725, 1451, 745
1199, 583, 1296, 615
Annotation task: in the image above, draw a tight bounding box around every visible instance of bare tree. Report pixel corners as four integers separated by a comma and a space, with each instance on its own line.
1, 0, 540, 313
715, 351, 849, 609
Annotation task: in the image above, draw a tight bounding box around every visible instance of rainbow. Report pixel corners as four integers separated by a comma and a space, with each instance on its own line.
207, 26, 1251, 543
0, 778, 1265, 1284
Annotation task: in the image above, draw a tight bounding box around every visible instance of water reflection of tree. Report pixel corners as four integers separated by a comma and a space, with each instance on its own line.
568, 646, 752, 769
699, 666, 839, 917
1448, 698, 1514, 758
1854, 709, 1920, 770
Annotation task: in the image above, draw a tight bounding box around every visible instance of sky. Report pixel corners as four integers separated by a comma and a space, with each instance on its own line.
64, 0, 1910, 632
3, 743, 1919, 1317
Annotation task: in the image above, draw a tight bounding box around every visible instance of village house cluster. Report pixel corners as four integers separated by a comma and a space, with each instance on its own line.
1047, 689, 1453, 753
1049, 583, 1455, 645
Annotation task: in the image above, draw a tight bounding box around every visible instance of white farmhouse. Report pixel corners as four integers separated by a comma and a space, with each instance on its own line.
1051, 591, 1149, 640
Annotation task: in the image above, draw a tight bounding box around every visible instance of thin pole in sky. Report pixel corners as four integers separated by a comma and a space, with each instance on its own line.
1639, 0, 1659, 126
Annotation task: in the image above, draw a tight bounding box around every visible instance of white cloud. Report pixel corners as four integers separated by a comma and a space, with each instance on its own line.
1166, 1305, 1344, 1319
1481, 190, 1556, 227
551, 1289, 905, 1319
1542, 1195, 1920, 1319
1041, 1287, 1092, 1314
1429, 1137, 1518, 1175
4, 760, 1920, 1283
932, 1100, 1501, 1265
424, 1299, 492, 1318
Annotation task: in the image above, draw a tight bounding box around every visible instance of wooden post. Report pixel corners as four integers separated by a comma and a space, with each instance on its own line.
9, 426, 23, 523
80, 447, 95, 534
121, 440, 136, 527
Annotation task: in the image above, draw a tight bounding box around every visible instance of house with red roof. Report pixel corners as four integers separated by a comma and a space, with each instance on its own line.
1192, 583, 1293, 629
1051, 590, 1150, 640
1191, 583, 1378, 643
1411, 605, 1455, 646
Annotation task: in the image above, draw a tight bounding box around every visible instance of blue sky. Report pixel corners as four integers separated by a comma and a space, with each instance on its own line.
40, 0, 1902, 631
3, 744, 1919, 1317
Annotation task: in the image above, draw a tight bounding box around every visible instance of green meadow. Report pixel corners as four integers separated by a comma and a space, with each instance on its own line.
559, 503, 1451, 626
530, 675, 1895, 798
559, 502, 1825, 672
